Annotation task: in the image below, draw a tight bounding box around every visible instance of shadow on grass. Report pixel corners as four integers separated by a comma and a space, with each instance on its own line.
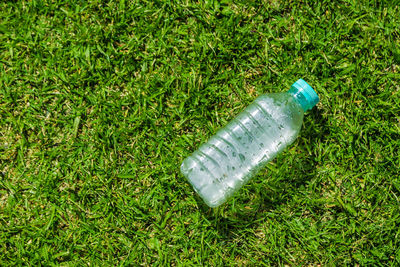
197, 109, 329, 239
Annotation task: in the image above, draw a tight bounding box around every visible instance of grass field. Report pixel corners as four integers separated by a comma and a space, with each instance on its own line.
1, 0, 400, 265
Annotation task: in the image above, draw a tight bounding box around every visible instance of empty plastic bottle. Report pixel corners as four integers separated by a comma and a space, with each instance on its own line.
181, 79, 319, 207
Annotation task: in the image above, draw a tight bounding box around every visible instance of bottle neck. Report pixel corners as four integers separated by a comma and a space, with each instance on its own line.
288, 79, 319, 111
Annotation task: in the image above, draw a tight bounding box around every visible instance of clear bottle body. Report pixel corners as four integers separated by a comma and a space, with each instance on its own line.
181, 92, 305, 207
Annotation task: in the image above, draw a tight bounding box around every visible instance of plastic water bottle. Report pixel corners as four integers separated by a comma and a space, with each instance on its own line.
181, 79, 319, 207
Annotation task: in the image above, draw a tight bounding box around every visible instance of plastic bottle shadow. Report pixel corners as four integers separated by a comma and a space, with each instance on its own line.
197, 109, 329, 239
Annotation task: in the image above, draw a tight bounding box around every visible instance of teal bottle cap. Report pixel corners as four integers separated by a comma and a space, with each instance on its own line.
288, 79, 319, 111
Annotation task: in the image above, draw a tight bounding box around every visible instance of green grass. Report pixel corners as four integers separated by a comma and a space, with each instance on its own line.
1, 0, 400, 265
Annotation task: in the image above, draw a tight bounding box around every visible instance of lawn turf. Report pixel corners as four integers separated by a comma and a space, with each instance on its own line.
1, 0, 400, 265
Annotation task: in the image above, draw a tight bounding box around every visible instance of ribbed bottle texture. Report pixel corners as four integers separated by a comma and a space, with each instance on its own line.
181, 79, 318, 207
